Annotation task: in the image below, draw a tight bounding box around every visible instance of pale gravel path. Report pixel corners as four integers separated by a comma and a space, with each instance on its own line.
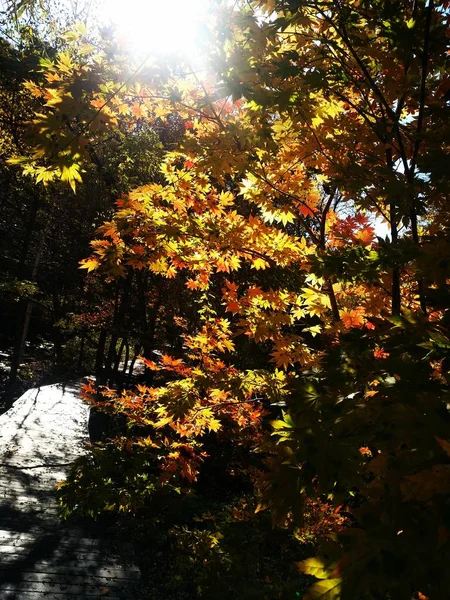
0, 381, 141, 599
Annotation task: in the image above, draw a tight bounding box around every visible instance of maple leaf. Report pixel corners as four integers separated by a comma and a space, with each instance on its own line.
224, 280, 239, 293
81, 381, 96, 398
251, 257, 269, 270
59, 163, 83, 192
218, 190, 234, 206
239, 177, 255, 197
359, 447, 372, 457
226, 301, 241, 313
142, 357, 160, 371
303, 579, 342, 600
298, 203, 316, 217
247, 286, 263, 298
216, 256, 232, 273
373, 347, 389, 359
292, 306, 306, 320
227, 255, 241, 271
131, 102, 143, 118
355, 225, 375, 245
271, 346, 294, 369
161, 354, 184, 370
341, 307, 365, 328
79, 257, 100, 272
186, 279, 201, 290
165, 265, 177, 278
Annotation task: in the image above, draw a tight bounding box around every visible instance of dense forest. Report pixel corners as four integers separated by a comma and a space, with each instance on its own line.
1, 0, 449, 598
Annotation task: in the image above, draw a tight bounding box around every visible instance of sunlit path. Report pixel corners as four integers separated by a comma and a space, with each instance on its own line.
0, 382, 140, 599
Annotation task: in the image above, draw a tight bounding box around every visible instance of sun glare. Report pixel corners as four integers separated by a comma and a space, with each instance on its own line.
100, 0, 211, 61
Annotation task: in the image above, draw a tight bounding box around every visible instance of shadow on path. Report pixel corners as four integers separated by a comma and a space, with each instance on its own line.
0, 381, 141, 599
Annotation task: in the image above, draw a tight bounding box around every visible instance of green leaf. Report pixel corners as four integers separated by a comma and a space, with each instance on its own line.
428, 330, 450, 348
271, 419, 289, 430
296, 558, 337, 579
271, 411, 294, 433
7, 155, 30, 165
303, 578, 342, 600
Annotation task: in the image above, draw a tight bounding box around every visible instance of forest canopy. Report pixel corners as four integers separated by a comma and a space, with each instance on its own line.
0, 1, 449, 598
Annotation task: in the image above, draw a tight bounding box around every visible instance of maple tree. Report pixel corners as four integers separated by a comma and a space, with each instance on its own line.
0, 10, 170, 402
3, 0, 450, 598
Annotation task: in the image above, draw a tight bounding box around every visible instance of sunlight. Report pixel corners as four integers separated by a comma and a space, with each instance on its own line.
99, 0, 211, 61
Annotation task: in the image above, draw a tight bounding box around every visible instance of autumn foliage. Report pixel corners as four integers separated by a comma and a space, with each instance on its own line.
5, 0, 450, 598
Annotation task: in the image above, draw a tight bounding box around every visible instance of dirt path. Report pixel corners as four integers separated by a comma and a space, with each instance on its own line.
0, 381, 141, 599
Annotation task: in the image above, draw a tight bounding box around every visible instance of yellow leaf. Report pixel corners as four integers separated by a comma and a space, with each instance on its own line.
292, 306, 305, 320
79, 258, 100, 272
218, 191, 234, 206
276, 209, 295, 226
296, 558, 337, 580
60, 164, 83, 192
251, 257, 269, 270
155, 416, 172, 428
239, 177, 256, 197
303, 578, 342, 600
311, 114, 324, 128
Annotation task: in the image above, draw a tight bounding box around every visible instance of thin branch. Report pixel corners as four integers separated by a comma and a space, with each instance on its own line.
364, 191, 390, 223
319, 187, 337, 249
54, 52, 153, 159
411, 0, 433, 176
250, 169, 321, 245
192, 397, 261, 417
191, 67, 227, 132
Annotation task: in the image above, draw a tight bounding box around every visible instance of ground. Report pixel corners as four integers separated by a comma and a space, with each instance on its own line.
0, 381, 141, 599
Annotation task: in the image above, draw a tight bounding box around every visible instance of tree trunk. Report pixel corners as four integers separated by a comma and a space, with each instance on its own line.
6, 218, 49, 406
105, 270, 133, 384
127, 343, 142, 385
77, 334, 85, 372
95, 329, 108, 385
113, 337, 126, 377
117, 339, 130, 392
52, 292, 63, 369
385, 148, 401, 316
142, 284, 163, 385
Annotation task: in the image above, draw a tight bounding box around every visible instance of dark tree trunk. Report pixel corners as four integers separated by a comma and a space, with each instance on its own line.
113, 337, 126, 376
52, 292, 63, 368
117, 338, 130, 392
95, 329, 108, 385
141, 283, 163, 385
6, 217, 49, 407
127, 343, 142, 385
105, 270, 133, 384
385, 148, 401, 316
77, 334, 85, 372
